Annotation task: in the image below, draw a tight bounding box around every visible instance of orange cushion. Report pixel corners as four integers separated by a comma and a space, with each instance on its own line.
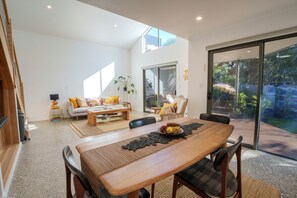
69, 98, 78, 108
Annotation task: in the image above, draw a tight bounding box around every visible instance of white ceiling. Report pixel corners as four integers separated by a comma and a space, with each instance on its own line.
8, 0, 297, 49
7, 0, 148, 49
79, 0, 297, 39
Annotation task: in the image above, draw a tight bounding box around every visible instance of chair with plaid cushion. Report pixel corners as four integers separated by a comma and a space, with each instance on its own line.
172, 136, 243, 198
200, 113, 231, 160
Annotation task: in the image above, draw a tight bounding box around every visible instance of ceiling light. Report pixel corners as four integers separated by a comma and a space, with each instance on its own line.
113, 24, 118, 28
247, 50, 251, 53
196, 16, 202, 21
47, 5, 52, 9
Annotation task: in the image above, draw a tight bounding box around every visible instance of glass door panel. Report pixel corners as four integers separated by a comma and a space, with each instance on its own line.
259, 36, 297, 160
144, 65, 176, 112
211, 46, 260, 145
144, 68, 158, 112
159, 66, 176, 106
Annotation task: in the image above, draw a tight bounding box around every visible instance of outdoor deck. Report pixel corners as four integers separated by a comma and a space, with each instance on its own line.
230, 119, 297, 160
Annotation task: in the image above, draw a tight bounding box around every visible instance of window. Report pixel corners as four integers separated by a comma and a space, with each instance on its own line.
143, 27, 176, 52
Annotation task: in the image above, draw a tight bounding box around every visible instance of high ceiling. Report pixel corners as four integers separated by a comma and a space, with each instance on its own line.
7, 0, 297, 49
7, 0, 148, 49
79, 0, 297, 39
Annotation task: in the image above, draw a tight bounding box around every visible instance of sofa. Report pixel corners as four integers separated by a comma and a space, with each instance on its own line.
67, 96, 123, 119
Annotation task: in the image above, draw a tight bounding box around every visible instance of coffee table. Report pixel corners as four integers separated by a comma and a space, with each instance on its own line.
87, 107, 130, 126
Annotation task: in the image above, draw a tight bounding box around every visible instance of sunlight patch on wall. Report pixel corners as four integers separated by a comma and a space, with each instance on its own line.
101, 62, 115, 91
83, 62, 115, 98
84, 70, 101, 98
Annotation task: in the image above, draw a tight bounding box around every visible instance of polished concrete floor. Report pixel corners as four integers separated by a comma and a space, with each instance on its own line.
8, 117, 297, 198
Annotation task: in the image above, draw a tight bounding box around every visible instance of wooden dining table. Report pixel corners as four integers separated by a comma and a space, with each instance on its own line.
76, 117, 234, 197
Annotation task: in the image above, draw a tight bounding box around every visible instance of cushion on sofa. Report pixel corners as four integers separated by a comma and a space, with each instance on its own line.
76, 97, 88, 107
105, 96, 119, 104
87, 98, 100, 106
69, 98, 78, 108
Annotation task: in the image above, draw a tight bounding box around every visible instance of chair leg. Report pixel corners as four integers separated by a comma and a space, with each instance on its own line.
172, 175, 179, 198
151, 183, 155, 198
65, 166, 72, 198
210, 153, 215, 161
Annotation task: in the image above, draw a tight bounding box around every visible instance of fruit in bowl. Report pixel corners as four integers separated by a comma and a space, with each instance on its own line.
160, 123, 182, 135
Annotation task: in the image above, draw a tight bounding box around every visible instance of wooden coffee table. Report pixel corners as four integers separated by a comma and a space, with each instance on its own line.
87, 107, 130, 126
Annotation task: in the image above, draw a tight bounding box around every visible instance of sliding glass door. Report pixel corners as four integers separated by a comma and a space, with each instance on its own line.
144, 65, 176, 112
209, 45, 260, 146
208, 33, 297, 159
259, 36, 297, 159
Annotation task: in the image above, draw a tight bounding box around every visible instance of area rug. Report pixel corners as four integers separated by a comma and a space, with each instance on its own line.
145, 174, 280, 198
69, 116, 140, 138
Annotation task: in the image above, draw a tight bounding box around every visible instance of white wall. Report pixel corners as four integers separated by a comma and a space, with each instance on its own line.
130, 37, 188, 111
13, 30, 130, 121
187, 6, 297, 117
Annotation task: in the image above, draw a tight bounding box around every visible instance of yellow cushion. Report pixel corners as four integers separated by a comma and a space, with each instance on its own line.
69, 98, 78, 108
105, 96, 120, 104
113, 96, 119, 104
105, 96, 114, 104
159, 103, 177, 115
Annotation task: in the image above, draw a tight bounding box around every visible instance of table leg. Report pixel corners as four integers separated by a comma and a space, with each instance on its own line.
88, 113, 97, 126
123, 110, 130, 120
127, 190, 139, 198
126, 110, 130, 120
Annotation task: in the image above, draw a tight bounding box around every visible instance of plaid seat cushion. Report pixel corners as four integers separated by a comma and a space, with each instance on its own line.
176, 158, 237, 197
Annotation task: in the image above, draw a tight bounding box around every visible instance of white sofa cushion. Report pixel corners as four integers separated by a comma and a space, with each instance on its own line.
72, 107, 90, 114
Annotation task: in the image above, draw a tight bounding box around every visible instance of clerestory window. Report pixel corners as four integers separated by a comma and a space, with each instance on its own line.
142, 27, 176, 53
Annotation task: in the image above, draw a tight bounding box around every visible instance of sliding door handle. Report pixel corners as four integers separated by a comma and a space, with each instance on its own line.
207, 92, 212, 100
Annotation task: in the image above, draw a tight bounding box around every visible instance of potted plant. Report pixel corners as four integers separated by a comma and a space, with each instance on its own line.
114, 76, 135, 94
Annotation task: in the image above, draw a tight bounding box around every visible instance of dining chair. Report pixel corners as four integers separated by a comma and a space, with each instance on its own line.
62, 146, 150, 198
172, 136, 243, 198
200, 113, 230, 160
200, 113, 230, 124
129, 117, 156, 129
129, 117, 156, 198
63, 145, 98, 198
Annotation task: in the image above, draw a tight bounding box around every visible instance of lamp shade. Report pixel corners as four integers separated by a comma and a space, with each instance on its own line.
50, 94, 59, 100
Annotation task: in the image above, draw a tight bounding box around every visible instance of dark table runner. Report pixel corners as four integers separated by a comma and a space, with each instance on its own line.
122, 123, 203, 151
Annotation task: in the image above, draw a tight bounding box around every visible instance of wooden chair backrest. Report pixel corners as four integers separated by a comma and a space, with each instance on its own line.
214, 136, 243, 198
62, 146, 94, 198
